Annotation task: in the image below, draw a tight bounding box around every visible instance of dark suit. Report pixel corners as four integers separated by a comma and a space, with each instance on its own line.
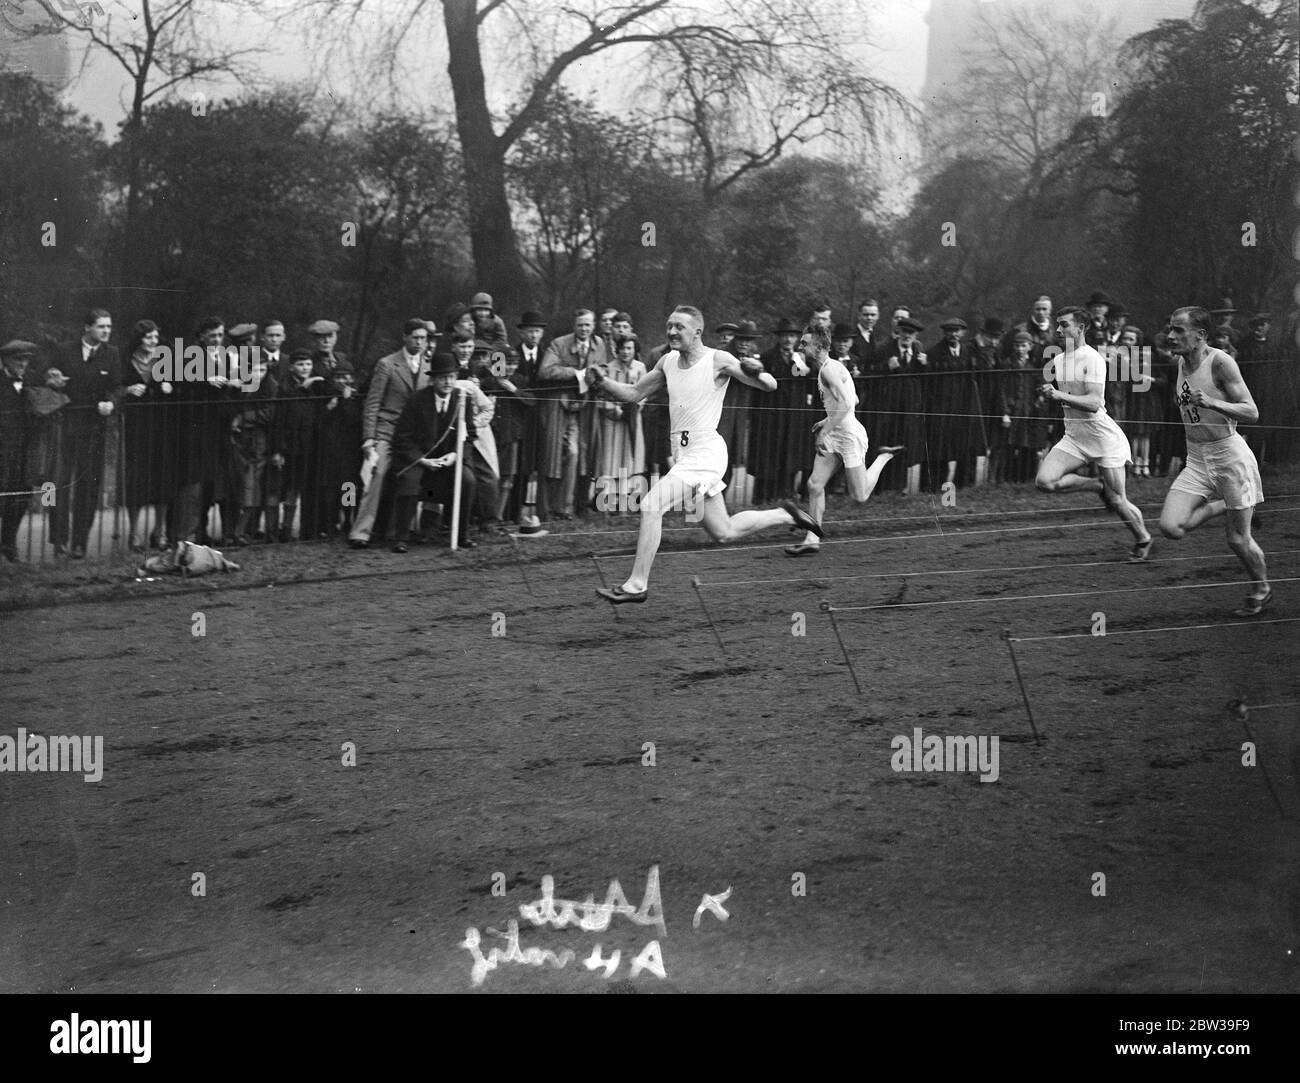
392, 385, 477, 542
538, 332, 608, 517
41, 339, 122, 551
0, 368, 37, 556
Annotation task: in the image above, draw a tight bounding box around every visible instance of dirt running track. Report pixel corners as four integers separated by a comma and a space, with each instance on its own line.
2, 491, 1299, 993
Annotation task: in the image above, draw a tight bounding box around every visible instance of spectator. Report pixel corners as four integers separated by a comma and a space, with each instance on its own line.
40, 307, 121, 557
119, 319, 177, 551
317, 357, 363, 538
228, 348, 277, 544
349, 318, 430, 549
1006, 295, 1053, 358
1120, 324, 1159, 477
390, 351, 478, 550
260, 320, 289, 383
749, 316, 805, 502
270, 348, 330, 541
592, 333, 646, 510
880, 312, 926, 496
485, 346, 536, 525
467, 292, 510, 348
511, 311, 549, 520
998, 331, 1048, 484
539, 309, 608, 519
0, 339, 39, 562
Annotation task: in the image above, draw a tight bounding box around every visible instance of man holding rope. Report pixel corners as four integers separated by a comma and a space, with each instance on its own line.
784, 325, 903, 557
1035, 305, 1154, 562
586, 305, 823, 604
1158, 306, 1271, 616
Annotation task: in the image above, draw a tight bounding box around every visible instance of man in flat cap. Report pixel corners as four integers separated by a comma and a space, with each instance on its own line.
0, 340, 39, 561
714, 322, 739, 350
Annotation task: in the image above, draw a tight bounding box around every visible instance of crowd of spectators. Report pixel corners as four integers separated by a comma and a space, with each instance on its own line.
0, 291, 1291, 562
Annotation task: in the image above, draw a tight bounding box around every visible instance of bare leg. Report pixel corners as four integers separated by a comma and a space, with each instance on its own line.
1225, 506, 1269, 597
621, 475, 691, 593
1036, 447, 1096, 492
1098, 465, 1150, 544
699, 492, 794, 543
1160, 490, 1227, 539
799, 453, 840, 545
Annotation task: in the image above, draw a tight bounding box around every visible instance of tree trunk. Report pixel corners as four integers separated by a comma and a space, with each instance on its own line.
443, 0, 532, 319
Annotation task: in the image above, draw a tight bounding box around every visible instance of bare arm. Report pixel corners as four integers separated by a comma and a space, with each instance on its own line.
590, 359, 667, 404
715, 351, 777, 392
1044, 383, 1104, 413
1193, 353, 1259, 423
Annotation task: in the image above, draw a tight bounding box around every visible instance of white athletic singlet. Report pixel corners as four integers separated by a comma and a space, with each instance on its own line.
1054, 343, 1115, 429
819, 357, 859, 416
1176, 350, 1237, 443
664, 348, 727, 445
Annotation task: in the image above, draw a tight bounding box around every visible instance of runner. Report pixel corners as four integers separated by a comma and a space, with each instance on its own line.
587, 305, 823, 603
1158, 306, 1270, 615
1035, 305, 1154, 561
784, 325, 902, 557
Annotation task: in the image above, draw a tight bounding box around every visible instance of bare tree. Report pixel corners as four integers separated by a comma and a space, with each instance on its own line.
47, 0, 263, 278
300, 0, 910, 318
929, 0, 1121, 186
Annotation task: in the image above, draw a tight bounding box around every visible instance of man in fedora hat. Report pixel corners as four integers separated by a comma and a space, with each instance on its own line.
586, 305, 822, 603
0, 340, 39, 561
1084, 292, 1111, 349
390, 351, 478, 550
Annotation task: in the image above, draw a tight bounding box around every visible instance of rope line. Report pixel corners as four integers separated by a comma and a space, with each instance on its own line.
699, 548, 1300, 589
1007, 618, 1300, 642
828, 577, 1300, 612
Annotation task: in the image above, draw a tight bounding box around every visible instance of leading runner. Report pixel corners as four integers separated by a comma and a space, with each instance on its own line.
586, 305, 823, 604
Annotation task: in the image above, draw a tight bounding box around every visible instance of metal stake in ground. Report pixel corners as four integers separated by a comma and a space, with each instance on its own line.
1003, 629, 1042, 745
691, 575, 727, 662
1228, 699, 1288, 819
509, 534, 534, 596
590, 552, 620, 620
821, 600, 862, 696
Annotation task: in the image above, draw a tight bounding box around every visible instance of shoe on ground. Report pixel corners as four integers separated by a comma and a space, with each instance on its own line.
1127, 537, 1153, 563
1232, 589, 1273, 617
779, 499, 826, 539
784, 542, 821, 557
391, 542, 409, 553
347, 538, 370, 550
456, 538, 478, 549
70, 546, 86, 559
597, 585, 648, 604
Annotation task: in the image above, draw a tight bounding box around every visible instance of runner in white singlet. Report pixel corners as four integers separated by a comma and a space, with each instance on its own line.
1035, 306, 1154, 562
1157, 306, 1271, 616
585, 305, 824, 603
783, 326, 904, 557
